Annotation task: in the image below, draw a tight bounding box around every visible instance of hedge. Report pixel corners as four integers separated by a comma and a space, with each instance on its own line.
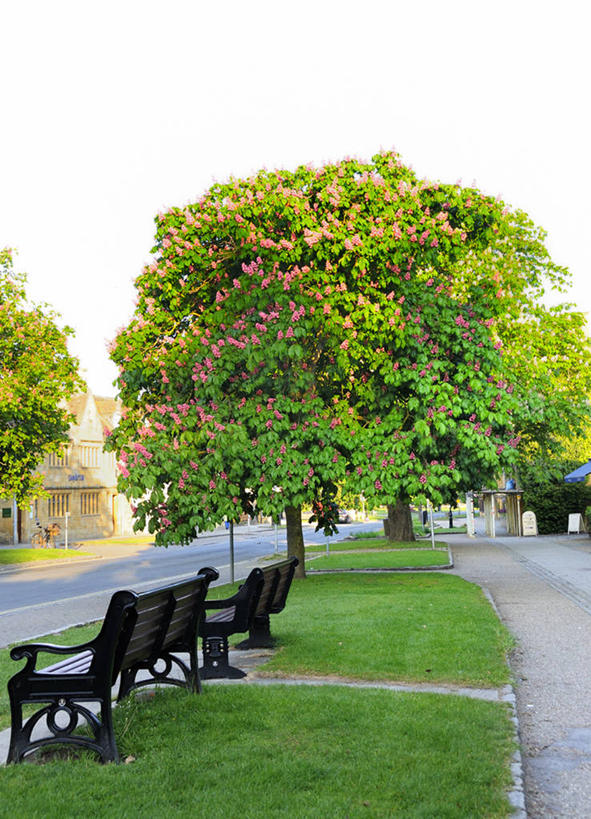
523, 484, 591, 534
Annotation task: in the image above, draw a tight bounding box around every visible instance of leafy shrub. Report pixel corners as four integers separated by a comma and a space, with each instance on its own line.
523, 484, 591, 534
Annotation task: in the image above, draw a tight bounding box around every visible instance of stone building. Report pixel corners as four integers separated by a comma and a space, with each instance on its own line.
0, 392, 136, 545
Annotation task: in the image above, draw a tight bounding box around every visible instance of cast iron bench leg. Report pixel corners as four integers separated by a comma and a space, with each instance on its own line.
235, 614, 275, 650
200, 635, 246, 679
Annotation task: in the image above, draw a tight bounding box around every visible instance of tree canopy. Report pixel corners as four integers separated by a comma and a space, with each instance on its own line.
108, 151, 588, 561
0, 248, 82, 503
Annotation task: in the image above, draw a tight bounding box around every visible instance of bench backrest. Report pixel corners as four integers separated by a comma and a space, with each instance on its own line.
161, 570, 216, 652
110, 571, 216, 683
254, 557, 298, 618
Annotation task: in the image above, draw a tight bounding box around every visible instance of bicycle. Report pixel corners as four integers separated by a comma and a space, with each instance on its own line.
31, 522, 61, 548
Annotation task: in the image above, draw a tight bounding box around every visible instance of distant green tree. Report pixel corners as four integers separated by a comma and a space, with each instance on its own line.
0, 249, 82, 504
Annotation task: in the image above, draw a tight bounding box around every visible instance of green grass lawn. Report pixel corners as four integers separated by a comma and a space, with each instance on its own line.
421, 525, 468, 535
75, 535, 155, 548
0, 548, 93, 565
306, 536, 447, 552
0, 685, 514, 818
242, 573, 510, 688
306, 549, 450, 571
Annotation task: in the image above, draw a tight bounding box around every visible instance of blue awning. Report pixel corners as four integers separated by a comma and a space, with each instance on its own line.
564, 461, 591, 483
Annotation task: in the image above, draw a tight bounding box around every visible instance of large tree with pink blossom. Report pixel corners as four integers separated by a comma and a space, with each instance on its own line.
107, 151, 582, 568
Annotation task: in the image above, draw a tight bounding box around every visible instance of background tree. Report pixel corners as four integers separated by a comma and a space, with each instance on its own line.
109, 151, 537, 565
0, 248, 81, 504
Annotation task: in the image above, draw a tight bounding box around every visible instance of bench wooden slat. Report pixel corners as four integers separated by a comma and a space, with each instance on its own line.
205, 606, 236, 624
40, 650, 94, 676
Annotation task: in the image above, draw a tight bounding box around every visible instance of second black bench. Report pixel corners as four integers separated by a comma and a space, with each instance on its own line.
199, 556, 298, 679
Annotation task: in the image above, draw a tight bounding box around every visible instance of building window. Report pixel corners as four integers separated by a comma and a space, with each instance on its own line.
48, 493, 70, 518
81, 492, 100, 516
80, 443, 101, 468
48, 448, 70, 467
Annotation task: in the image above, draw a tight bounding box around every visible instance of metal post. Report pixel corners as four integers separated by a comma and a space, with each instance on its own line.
274, 522, 279, 554
12, 498, 18, 545
466, 493, 475, 537
428, 501, 435, 549
64, 512, 69, 550
229, 519, 235, 584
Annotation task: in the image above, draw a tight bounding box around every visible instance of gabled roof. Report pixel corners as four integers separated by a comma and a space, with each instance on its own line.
65, 392, 122, 437
94, 396, 122, 433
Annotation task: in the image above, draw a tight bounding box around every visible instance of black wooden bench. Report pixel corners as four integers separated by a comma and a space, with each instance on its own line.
199, 556, 298, 680
7, 567, 219, 764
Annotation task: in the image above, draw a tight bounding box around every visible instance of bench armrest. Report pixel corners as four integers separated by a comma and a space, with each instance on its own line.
10, 638, 99, 674
203, 568, 263, 611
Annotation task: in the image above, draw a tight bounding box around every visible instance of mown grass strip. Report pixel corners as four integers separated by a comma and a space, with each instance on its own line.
0, 685, 514, 818
306, 550, 450, 571
75, 535, 155, 548
306, 537, 447, 552
0, 572, 511, 740
0, 548, 93, 565
259, 573, 511, 687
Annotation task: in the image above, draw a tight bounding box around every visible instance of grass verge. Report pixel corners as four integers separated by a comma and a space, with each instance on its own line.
419, 525, 468, 535
306, 550, 450, 571
233, 572, 510, 687
0, 685, 514, 818
306, 536, 446, 552
74, 535, 155, 548
0, 548, 93, 565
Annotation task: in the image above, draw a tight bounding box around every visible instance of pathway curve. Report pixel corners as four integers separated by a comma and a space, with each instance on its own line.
449, 533, 591, 818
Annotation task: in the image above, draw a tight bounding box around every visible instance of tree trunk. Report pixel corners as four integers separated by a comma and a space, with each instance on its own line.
285, 504, 306, 578
385, 498, 415, 542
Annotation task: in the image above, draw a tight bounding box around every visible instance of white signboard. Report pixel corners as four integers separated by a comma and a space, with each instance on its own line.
522, 510, 538, 537
568, 513, 585, 534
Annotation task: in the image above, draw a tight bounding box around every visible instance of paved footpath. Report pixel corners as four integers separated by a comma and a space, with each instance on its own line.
449, 532, 591, 818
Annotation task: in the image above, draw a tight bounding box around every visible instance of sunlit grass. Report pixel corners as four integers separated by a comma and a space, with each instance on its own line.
306, 550, 450, 571
258, 573, 512, 688
75, 535, 155, 547
0, 548, 93, 565
305, 536, 446, 551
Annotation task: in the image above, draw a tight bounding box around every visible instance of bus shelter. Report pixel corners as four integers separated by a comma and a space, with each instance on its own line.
477, 489, 524, 537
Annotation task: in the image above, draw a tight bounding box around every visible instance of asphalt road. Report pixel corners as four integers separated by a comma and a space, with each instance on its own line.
0, 520, 380, 647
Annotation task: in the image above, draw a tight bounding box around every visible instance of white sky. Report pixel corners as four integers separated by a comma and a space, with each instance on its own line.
2, 0, 589, 396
